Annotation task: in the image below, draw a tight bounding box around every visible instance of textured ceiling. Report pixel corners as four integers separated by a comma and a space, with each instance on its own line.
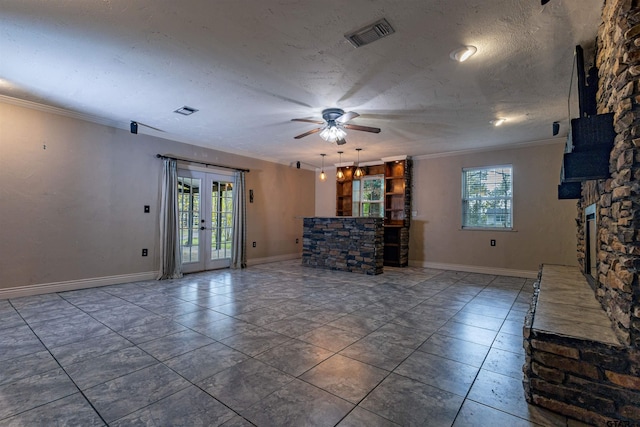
0, 0, 603, 167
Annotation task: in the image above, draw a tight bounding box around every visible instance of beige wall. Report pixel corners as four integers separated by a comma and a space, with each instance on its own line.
410, 141, 577, 273
314, 141, 578, 275
0, 101, 315, 291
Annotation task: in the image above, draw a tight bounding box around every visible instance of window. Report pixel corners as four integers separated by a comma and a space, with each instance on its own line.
462, 165, 512, 229
353, 175, 384, 218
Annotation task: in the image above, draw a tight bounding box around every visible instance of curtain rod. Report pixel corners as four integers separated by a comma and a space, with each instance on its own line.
156, 154, 250, 173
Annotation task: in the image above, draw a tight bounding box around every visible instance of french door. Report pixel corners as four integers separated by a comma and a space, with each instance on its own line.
178, 169, 235, 273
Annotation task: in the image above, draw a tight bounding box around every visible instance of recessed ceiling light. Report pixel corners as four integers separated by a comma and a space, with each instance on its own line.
450, 46, 477, 62
174, 106, 199, 116
492, 118, 507, 126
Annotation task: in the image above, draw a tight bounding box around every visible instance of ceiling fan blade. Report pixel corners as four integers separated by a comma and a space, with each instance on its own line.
294, 128, 322, 139
336, 111, 359, 123
291, 118, 325, 125
343, 123, 381, 133
336, 138, 347, 145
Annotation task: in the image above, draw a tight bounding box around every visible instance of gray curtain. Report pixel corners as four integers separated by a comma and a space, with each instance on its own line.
231, 171, 246, 269
158, 158, 183, 279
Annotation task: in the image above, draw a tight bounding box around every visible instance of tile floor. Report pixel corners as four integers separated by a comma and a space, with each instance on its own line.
0, 261, 587, 426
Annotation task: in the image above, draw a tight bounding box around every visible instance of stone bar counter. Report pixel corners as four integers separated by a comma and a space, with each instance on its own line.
302, 217, 384, 275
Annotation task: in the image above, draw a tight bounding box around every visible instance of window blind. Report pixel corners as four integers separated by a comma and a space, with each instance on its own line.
462, 165, 513, 228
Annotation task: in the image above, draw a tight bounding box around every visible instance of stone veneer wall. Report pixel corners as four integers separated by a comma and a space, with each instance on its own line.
302, 217, 384, 275
575, 0, 640, 347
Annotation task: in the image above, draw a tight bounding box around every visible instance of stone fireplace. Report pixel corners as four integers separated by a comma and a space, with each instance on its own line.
523, 1, 640, 424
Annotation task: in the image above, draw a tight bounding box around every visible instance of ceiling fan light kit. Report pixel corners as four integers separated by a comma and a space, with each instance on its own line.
291, 108, 381, 145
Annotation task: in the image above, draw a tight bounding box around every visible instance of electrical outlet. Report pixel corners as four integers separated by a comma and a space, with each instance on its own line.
142, 248, 148, 256
490, 239, 496, 247
252, 242, 256, 247
296, 238, 299, 244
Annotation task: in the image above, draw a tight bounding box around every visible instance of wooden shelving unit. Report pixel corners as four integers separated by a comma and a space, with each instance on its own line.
336, 167, 354, 216
383, 158, 411, 267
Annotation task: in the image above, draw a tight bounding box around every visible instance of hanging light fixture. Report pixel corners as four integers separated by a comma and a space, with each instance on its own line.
336, 151, 345, 182
319, 154, 327, 182
354, 148, 365, 178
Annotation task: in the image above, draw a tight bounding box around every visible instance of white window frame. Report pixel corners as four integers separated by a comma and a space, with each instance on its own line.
462, 165, 513, 230
354, 175, 384, 218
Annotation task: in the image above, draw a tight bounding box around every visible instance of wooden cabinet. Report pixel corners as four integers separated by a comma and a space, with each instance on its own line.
336, 167, 353, 216
384, 159, 411, 226
383, 158, 411, 266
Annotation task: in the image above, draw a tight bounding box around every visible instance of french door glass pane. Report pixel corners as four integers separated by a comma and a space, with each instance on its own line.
178, 177, 201, 263
211, 181, 233, 260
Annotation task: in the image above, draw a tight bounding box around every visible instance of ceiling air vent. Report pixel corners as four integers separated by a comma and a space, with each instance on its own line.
345, 18, 395, 48
174, 106, 199, 116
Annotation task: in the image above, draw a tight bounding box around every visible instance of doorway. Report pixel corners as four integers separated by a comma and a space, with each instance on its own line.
178, 169, 235, 273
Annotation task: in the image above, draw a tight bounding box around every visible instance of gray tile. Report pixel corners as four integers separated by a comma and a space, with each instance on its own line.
0, 368, 78, 420
84, 363, 190, 423
459, 303, 510, 319
417, 333, 490, 368
111, 386, 235, 426
360, 373, 464, 426
450, 310, 505, 331
50, 331, 134, 366
201, 358, 294, 410
437, 321, 498, 346
492, 331, 525, 354
164, 342, 249, 383
118, 317, 188, 344
0, 393, 104, 427
65, 346, 157, 390
0, 308, 27, 331
337, 407, 400, 427
289, 307, 347, 324
30, 312, 113, 347
138, 329, 214, 361
500, 319, 525, 336
328, 314, 387, 335
482, 347, 525, 380
89, 303, 163, 332
192, 316, 257, 340
233, 306, 292, 326
300, 354, 388, 403
243, 378, 354, 427
256, 339, 334, 377
389, 311, 446, 332
170, 308, 229, 328
298, 324, 365, 352
220, 327, 290, 356
0, 325, 47, 362
221, 415, 255, 427
467, 369, 533, 421
366, 323, 432, 349
264, 317, 324, 338
453, 400, 536, 426
395, 351, 479, 397
340, 336, 414, 371
0, 350, 59, 386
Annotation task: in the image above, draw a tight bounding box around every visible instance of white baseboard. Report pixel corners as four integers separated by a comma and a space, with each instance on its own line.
247, 253, 301, 266
0, 271, 159, 300
408, 260, 537, 279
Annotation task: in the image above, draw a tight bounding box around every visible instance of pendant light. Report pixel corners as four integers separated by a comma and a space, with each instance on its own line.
354, 148, 365, 178
319, 154, 327, 182
336, 151, 345, 182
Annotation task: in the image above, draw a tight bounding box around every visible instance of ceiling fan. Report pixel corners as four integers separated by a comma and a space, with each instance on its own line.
291, 108, 381, 145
